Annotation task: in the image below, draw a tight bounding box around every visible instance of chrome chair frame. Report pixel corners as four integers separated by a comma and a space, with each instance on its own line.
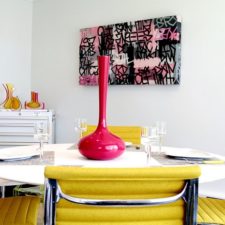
0, 186, 5, 198
44, 178, 199, 225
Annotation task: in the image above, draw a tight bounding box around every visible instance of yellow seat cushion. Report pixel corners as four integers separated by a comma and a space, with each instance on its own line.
198, 197, 225, 224
0, 196, 40, 225
82, 125, 142, 145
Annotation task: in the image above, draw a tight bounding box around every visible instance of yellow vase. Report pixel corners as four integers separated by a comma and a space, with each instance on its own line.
3, 83, 21, 110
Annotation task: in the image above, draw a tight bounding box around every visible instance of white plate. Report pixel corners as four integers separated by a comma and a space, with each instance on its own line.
165, 148, 214, 160
0, 155, 39, 162
0, 146, 39, 161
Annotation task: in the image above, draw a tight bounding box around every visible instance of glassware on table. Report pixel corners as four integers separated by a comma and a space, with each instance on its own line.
141, 126, 159, 165
34, 122, 49, 160
74, 118, 87, 144
155, 121, 167, 154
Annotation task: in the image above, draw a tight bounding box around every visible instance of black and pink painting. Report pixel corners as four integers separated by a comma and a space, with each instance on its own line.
79, 15, 181, 85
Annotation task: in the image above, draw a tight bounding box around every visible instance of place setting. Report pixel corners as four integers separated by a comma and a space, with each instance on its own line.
138, 122, 225, 165
0, 146, 54, 165
164, 147, 225, 165
0, 122, 54, 165
0, 146, 39, 162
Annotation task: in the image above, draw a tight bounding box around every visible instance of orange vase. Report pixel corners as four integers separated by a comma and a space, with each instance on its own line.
25, 91, 45, 109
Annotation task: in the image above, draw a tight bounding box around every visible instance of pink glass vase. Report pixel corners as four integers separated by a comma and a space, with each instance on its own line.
78, 56, 125, 160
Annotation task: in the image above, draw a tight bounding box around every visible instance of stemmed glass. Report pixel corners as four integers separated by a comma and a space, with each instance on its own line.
34, 122, 49, 160
155, 121, 167, 154
74, 118, 87, 145
141, 126, 159, 165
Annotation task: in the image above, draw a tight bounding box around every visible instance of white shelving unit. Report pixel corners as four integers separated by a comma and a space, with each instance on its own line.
0, 109, 55, 148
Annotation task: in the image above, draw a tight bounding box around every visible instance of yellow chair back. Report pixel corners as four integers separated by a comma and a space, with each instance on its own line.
82, 125, 142, 145
44, 166, 200, 225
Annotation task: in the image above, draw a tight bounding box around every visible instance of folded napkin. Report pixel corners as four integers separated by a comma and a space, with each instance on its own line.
153, 153, 225, 166
194, 159, 225, 164
168, 156, 225, 165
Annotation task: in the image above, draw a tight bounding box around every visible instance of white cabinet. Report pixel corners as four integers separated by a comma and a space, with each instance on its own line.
0, 110, 55, 147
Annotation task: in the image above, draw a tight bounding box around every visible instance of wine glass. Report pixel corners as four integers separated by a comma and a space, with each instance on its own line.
141, 126, 159, 165
34, 122, 49, 160
74, 118, 87, 144
155, 121, 167, 154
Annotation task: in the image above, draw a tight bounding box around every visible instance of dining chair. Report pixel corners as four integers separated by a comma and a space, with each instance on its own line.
197, 196, 225, 225
0, 195, 40, 225
82, 125, 142, 145
44, 165, 200, 225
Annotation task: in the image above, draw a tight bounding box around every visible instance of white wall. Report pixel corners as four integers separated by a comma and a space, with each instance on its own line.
32, 0, 225, 150
31, 0, 225, 193
0, 0, 33, 104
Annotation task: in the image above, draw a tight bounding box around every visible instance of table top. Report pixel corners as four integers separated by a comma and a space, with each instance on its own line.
0, 143, 225, 185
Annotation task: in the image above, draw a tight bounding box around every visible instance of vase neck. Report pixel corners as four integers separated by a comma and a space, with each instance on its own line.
97, 56, 110, 129
31, 91, 39, 102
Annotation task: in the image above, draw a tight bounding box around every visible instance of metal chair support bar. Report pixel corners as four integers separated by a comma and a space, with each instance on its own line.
56, 182, 188, 207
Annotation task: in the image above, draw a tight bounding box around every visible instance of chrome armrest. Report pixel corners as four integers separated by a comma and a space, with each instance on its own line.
56, 182, 188, 207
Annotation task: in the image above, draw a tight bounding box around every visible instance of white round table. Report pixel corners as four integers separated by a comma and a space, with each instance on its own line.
0, 144, 225, 185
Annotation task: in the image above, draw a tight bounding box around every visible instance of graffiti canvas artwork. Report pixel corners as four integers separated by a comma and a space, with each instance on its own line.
79, 15, 181, 86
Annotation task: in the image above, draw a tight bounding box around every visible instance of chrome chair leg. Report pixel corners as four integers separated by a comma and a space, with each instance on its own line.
0, 186, 5, 198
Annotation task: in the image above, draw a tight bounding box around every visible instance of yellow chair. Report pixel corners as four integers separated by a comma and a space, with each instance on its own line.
44, 166, 200, 225
198, 196, 225, 225
82, 125, 142, 145
0, 196, 40, 225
